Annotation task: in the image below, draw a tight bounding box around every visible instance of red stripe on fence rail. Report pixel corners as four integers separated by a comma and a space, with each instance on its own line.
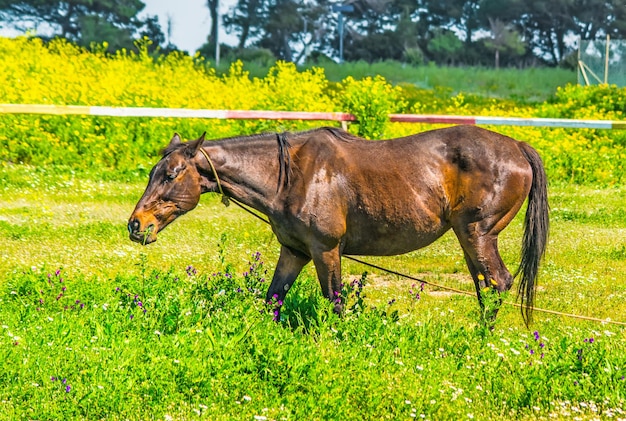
223, 110, 357, 121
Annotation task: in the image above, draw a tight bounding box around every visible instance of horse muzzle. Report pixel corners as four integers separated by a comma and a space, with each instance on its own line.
128, 217, 158, 245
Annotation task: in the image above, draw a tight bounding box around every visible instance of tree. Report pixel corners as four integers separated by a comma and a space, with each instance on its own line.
0, 0, 166, 52
427, 28, 464, 65
204, 0, 219, 56
572, 0, 626, 39
484, 17, 525, 68
516, 0, 576, 65
223, 0, 267, 48
223, 0, 329, 63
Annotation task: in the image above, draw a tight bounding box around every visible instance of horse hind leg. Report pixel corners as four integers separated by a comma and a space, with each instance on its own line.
454, 218, 516, 322
459, 234, 514, 293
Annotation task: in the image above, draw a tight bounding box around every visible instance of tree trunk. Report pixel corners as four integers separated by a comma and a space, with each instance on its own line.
207, 0, 219, 46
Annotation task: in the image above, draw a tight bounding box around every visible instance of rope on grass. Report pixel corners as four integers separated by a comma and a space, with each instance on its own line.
343, 256, 626, 327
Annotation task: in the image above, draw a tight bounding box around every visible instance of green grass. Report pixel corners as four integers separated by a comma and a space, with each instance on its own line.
1, 166, 625, 420
216, 60, 576, 102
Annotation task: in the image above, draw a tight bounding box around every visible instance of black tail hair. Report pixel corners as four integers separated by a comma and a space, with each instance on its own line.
516, 142, 550, 326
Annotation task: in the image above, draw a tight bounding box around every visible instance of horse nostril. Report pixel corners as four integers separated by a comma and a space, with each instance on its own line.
128, 219, 140, 234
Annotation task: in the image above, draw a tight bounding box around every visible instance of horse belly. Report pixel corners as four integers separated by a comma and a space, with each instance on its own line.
342, 218, 449, 256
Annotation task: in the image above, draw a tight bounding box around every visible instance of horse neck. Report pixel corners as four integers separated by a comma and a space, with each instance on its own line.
202, 135, 288, 214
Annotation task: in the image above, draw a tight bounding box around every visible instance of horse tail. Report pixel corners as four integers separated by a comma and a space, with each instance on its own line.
516, 142, 549, 326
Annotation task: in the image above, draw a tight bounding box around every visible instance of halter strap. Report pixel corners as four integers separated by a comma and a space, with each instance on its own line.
198, 147, 230, 207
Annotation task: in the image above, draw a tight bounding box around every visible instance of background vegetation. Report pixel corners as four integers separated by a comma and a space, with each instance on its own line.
1, 36, 625, 185
0, 36, 626, 419
2, 0, 626, 68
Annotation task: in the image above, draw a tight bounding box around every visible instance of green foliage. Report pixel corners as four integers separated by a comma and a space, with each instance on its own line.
540, 83, 626, 118
1, 250, 625, 419
0, 0, 160, 53
338, 75, 406, 139
427, 29, 464, 64
403, 47, 426, 66
2, 37, 626, 185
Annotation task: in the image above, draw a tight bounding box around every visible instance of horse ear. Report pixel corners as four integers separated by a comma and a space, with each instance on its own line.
187, 132, 206, 156
168, 133, 182, 148
187, 132, 206, 157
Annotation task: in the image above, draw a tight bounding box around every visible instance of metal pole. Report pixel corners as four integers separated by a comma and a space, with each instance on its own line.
332, 4, 353, 64
215, 0, 220, 66
604, 34, 610, 84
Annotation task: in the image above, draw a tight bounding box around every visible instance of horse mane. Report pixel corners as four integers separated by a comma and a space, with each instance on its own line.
276, 132, 291, 190
320, 126, 362, 142
274, 127, 359, 190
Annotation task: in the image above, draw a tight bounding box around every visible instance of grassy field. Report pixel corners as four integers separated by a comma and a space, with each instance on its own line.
1, 164, 625, 420
214, 60, 577, 102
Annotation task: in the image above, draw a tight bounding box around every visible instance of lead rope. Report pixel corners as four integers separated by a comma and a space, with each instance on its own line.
198, 147, 230, 207
197, 147, 626, 327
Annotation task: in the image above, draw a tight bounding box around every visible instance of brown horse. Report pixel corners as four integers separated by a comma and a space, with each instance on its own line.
128, 125, 549, 324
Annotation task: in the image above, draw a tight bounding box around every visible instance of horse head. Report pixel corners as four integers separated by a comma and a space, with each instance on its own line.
128, 133, 206, 245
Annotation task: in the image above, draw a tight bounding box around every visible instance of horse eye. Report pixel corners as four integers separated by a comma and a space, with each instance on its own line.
165, 164, 185, 182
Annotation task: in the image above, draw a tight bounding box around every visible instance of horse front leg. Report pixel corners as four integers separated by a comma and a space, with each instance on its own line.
266, 245, 311, 320
311, 245, 343, 314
